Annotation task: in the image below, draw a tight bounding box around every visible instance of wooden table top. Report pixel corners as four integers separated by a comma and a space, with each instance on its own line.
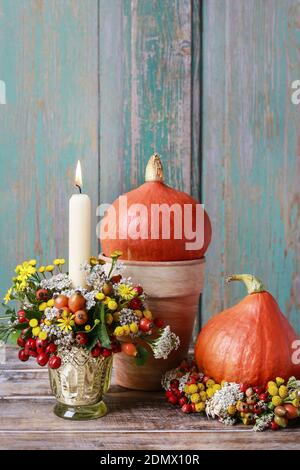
1, 346, 299, 450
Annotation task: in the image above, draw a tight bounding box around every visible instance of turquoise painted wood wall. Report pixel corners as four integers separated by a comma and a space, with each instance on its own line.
202, 0, 300, 334
0, 0, 299, 333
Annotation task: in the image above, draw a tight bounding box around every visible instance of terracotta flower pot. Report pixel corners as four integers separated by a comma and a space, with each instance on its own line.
101, 255, 205, 391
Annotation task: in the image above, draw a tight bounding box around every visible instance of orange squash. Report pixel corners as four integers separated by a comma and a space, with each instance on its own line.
195, 274, 300, 386
100, 154, 212, 261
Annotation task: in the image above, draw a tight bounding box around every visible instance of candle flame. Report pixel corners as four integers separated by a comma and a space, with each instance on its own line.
75, 160, 82, 188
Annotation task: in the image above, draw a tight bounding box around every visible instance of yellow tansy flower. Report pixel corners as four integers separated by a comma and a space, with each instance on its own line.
206, 379, 215, 388
190, 393, 200, 404
90, 257, 97, 266
107, 300, 118, 311
279, 385, 288, 398
53, 259, 61, 266
114, 326, 124, 336
29, 318, 38, 328
47, 299, 54, 307
32, 326, 41, 337
276, 377, 285, 386
206, 388, 215, 398
44, 320, 52, 326
129, 322, 138, 334
227, 405, 237, 416
95, 292, 105, 301
29, 259, 37, 266
134, 310, 143, 318
59, 258, 65, 265
85, 325, 91, 331
38, 266, 45, 273
195, 402, 205, 412
272, 396, 282, 406
39, 302, 47, 311
39, 331, 47, 341
122, 325, 130, 335
111, 250, 123, 258
143, 310, 152, 320
187, 384, 198, 394
268, 385, 279, 396
45, 265, 54, 272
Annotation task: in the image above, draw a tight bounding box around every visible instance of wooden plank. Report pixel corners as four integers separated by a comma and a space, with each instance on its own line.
0, 0, 99, 305
1, 429, 300, 450
99, 0, 195, 202
0, 396, 249, 432
202, 0, 300, 332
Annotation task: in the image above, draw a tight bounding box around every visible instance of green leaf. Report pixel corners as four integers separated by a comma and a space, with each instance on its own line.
135, 345, 148, 366
86, 328, 100, 351
13, 323, 29, 331
23, 310, 42, 320
99, 303, 111, 349
26, 291, 38, 304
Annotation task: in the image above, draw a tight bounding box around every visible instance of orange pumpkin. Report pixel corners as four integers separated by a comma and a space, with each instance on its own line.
100, 154, 212, 261
195, 274, 300, 386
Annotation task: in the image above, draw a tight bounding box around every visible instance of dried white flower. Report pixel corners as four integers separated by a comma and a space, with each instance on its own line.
44, 307, 59, 321
161, 368, 180, 390
150, 326, 180, 360
119, 308, 140, 326
40, 273, 72, 291
253, 413, 273, 432
205, 382, 243, 422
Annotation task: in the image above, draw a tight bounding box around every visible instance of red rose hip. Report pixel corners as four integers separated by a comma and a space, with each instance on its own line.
133, 286, 143, 296
18, 349, 29, 362
25, 338, 36, 351
76, 332, 88, 345
181, 404, 192, 413
91, 346, 102, 358
45, 343, 57, 355
17, 336, 25, 347
49, 355, 61, 369
37, 352, 49, 366
139, 318, 153, 333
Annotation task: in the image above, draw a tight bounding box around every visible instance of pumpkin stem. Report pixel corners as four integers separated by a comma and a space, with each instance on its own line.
145, 153, 164, 182
226, 274, 266, 294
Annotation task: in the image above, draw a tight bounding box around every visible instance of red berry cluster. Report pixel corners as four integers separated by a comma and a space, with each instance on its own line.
90, 341, 121, 358
166, 379, 193, 413
18, 335, 61, 369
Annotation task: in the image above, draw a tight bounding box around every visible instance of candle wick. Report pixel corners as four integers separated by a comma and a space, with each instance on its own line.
76, 184, 82, 194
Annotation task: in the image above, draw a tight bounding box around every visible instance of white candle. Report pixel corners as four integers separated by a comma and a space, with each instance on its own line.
69, 161, 91, 288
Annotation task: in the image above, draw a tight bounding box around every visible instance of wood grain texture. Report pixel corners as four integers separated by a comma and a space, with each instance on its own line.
1, 347, 300, 450
2, 430, 300, 451
99, 0, 199, 201
202, 0, 300, 333
0, 0, 99, 302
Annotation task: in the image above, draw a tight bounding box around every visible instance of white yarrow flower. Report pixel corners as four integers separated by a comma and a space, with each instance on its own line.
205, 382, 243, 422
150, 326, 180, 360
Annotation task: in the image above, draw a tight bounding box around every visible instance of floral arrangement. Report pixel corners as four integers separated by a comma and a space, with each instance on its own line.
162, 360, 300, 431
0, 252, 179, 369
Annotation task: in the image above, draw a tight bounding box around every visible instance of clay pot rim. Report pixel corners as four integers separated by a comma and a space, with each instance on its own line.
100, 253, 205, 267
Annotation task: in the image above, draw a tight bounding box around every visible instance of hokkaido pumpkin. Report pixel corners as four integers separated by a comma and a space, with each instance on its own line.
100, 154, 212, 261
195, 274, 300, 386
